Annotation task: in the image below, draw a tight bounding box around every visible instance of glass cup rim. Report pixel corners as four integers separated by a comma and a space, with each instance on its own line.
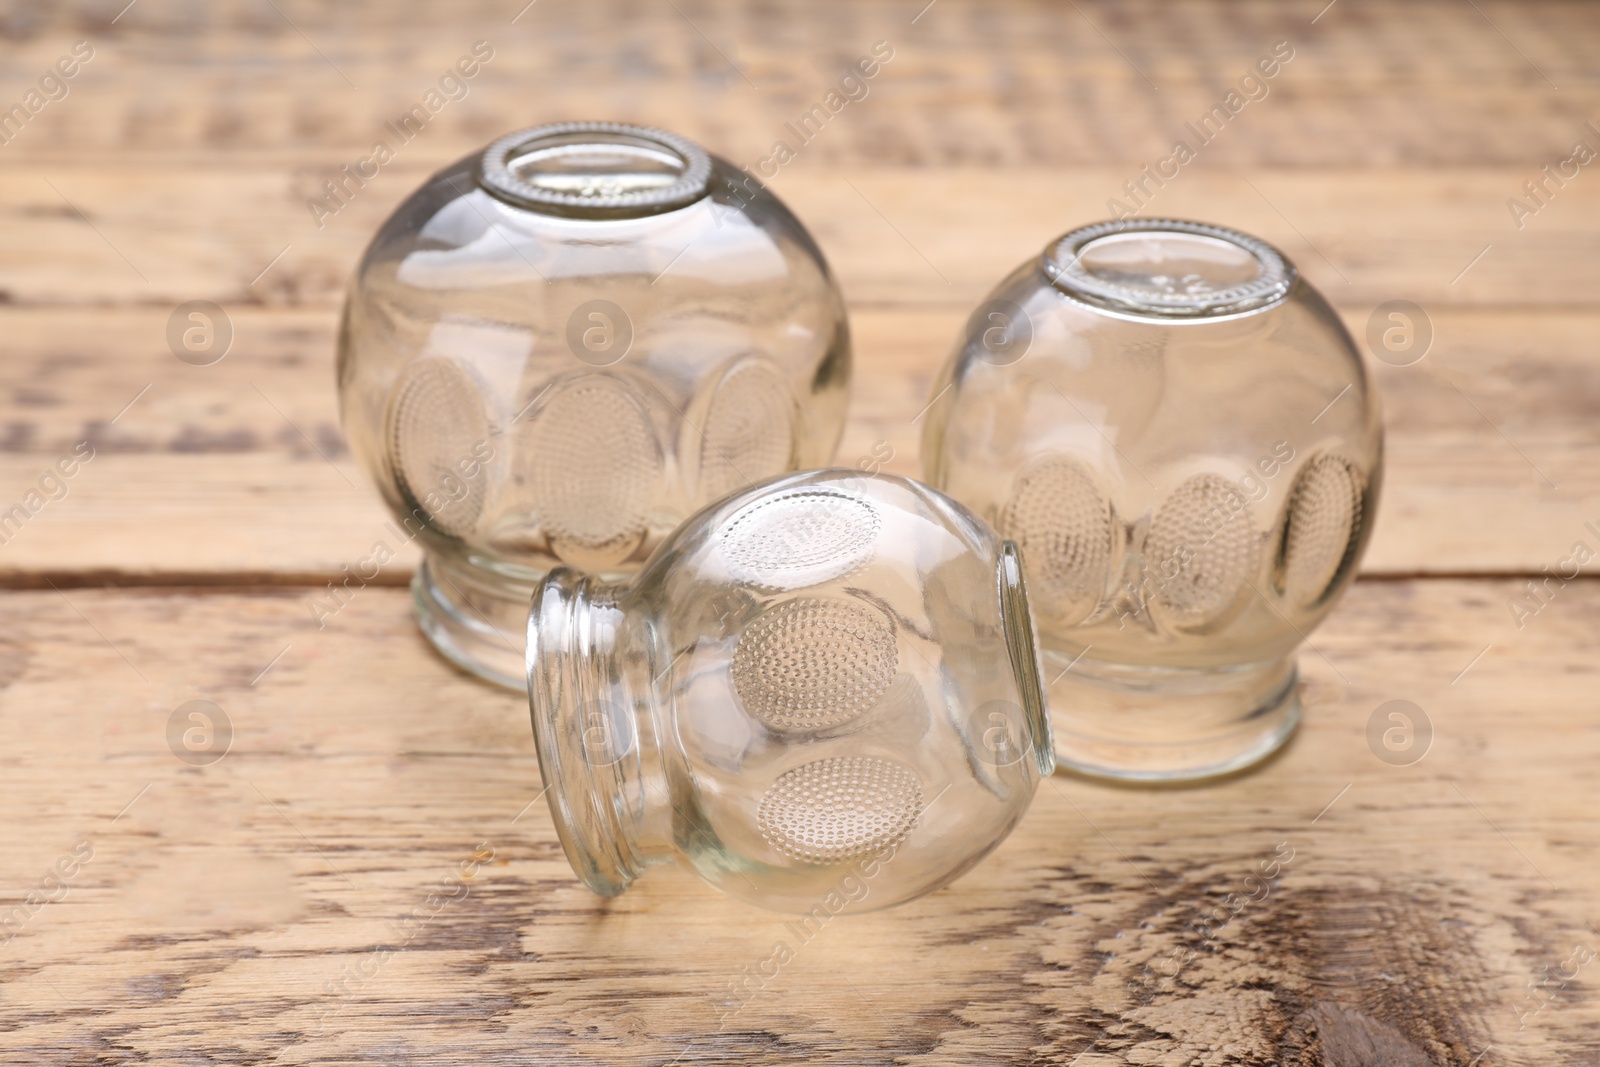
478, 120, 714, 219
1042, 218, 1296, 320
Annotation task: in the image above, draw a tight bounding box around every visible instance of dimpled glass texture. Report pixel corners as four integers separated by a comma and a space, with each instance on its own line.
921, 219, 1384, 782
526, 470, 1052, 913
338, 122, 850, 689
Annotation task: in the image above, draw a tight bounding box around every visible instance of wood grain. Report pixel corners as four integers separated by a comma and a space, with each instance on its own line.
2, 0, 1594, 168
3, 0, 1596, 1062
2, 163, 1597, 309
2, 305, 1598, 580
0, 580, 1595, 1063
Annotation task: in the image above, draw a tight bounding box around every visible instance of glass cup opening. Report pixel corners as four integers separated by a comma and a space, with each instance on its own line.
510, 134, 686, 196
1044, 218, 1295, 320
479, 121, 713, 218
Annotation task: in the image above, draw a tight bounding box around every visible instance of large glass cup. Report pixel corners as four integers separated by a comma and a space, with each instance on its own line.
339, 122, 851, 688
922, 219, 1383, 782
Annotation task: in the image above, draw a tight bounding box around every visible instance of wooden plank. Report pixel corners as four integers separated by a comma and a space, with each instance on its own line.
0, 580, 1594, 1061
0, 304, 1597, 580
1, 163, 1595, 310
1, 1, 1594, 1063
1, 0, 1592, 168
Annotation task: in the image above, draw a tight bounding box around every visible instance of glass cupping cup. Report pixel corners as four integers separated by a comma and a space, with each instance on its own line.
922, 218, 1383, 782
339, 122, 851, 687
527, 470, 1053, 912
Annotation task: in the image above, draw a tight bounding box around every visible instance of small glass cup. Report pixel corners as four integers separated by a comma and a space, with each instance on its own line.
526, 470, 1052, 912
338, 122, 851, 688
921, 219, 1383, 782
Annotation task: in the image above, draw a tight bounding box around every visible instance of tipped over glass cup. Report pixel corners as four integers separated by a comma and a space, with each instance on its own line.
526, 470, 1053, 912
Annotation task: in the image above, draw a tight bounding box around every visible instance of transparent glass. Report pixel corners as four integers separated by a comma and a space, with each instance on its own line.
526, 470, 1052, 912
338, 122, 851, 688
922, 219, 1384, 782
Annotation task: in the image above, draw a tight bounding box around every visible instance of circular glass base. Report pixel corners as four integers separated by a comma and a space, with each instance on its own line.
1045, 652, 1301, 782
412, 554, 535, 691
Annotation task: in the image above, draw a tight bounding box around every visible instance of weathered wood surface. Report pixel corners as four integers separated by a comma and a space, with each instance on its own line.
3, 163, 1599, 308
3, 0, 1597, 1062
1, 581, 1596, 1063
2, 0, 1595, 168
0, 0, 1597, 580
2, 302, 1599, 580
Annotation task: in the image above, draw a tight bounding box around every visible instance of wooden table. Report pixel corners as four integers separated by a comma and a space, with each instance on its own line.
3, 1, 1596, 1062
